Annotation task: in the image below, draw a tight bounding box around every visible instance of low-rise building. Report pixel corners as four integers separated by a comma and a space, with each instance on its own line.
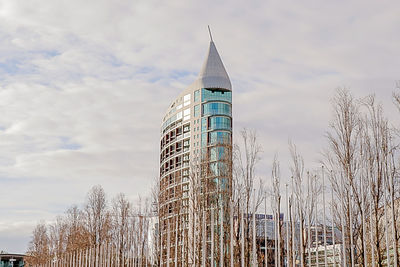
0, 253, 25, 267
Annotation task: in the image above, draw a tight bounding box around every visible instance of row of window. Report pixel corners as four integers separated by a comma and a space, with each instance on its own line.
209, 146, 229, 161
160, 170, 191, 191
210, 116, 231, 130
160, 169, 181, 189
159, 183, 190, 203
204, 116, 232, 131
160, 139, 190, 164
188, 88, 231, 105
202, 88, 232, 102
201, 116, 232, 132
162, 108, 191, 131
160, 200, 189, 216
202, 102, 231, 116
160, 152, 190, 176
160, 123, 190, 150
163, 87, 231, 131
201, 131, 231, 147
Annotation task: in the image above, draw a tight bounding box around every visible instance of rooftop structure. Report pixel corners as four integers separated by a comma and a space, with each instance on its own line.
0, 253, 25, 267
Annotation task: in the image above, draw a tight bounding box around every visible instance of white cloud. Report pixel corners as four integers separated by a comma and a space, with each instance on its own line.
0, 0, 399, 252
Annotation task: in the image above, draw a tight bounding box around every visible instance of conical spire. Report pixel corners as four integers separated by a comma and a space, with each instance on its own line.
189, 40, 232, 91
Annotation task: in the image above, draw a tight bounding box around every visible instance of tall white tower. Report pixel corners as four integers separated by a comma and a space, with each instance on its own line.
159, 34, 232, 266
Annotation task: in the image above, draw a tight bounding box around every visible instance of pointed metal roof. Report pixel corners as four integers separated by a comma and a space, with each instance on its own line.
189, 41, 232, 91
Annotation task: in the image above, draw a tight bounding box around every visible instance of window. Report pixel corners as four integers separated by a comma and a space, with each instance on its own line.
176, 142, 182, 152
184, 94, 191, 106
194, 90, 200, 102
209, 147, 227, 161
209, 162, 226, 176
202, 102, 231, 116
209, 131, 231, 145
194, 105, 200, 117
183, 124, 190, 132
202, 88, 232, 102
201, 118, 208, 131
201, 133, 207, 147
209, 116, 231, 130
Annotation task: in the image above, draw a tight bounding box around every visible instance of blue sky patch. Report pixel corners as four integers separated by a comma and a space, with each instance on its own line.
59, 136, 82, 150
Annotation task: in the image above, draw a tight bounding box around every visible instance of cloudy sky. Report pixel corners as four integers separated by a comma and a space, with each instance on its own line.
0, 0, 399, 253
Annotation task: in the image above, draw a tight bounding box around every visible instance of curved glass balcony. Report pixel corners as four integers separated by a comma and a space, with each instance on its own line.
203, 102, 231, 116
202, 88, 232, 102
209, 116, 232, 131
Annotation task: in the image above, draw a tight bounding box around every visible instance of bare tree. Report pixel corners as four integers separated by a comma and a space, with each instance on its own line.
48, 216, 67, 260
289, 142, 305, 266
112, 193, 132, 265
84, 184, 111, 261
233, 128, 263, 266
360, 95, 399, 266
65, 205, 90, 252
324, 88, 363, 266
271, 156, 284, 266
26, 222, 51, 265
150, 177, 161, 266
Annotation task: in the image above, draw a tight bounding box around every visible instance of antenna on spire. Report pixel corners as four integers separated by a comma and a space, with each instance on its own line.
208, 25, 213, 42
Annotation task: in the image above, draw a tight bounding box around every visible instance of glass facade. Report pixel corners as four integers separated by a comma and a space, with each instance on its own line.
194, 104, 200, 117
209, 146, 227, 161
209, 116, 231, 131
202, 102, 231, 116
210, 162, 229, 177
202, 88, 232, 102
200, 87, 232, 200
201, 117, 208, 132
200, 87, 232, 155
209, 131, 231, 145
194, 90, 200, 102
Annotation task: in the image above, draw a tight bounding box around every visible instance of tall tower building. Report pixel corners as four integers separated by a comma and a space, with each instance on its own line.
159, 35, 232, 266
